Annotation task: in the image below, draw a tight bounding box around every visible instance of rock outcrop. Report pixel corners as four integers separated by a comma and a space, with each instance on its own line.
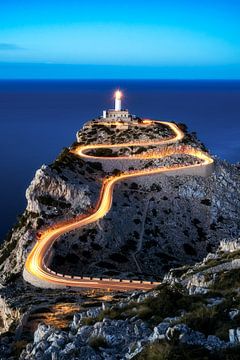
0, 119, 240, 359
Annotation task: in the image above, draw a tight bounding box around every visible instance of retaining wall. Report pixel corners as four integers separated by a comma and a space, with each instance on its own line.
23, 267, 160, 290
130, 162, 214, 189
87, 156, 214, 178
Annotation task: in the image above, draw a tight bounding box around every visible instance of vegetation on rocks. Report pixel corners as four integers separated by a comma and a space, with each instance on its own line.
1, 118, 240, 359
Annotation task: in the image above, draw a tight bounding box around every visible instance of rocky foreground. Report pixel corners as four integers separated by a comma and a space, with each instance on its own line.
0, 119, 240, 359
1, 238, 239, 359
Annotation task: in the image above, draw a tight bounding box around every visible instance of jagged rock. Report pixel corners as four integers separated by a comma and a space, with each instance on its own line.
102, 302, 109, 311
220, 238, 240, 253
207, 297, 224, 307
47, 332, 67, 348
2, 118, 240, 359
166, 324, 227, 351
187, 273, 211, 295
36, 341, 50, 354
229, 328, 240, 343
229, 309, 240, 320
205, 335, 227, 351
149, 322, 170, 342
77, 345, 101, 360
90, 319, 129, 347
0, 296, 22, 333
164, 316, 183, 323
70, 307, 101, 333
77, 325, 94, 343
126, 340, 147, 359
71, 313, 81, 331
26, 165, 91, 215
34, 323, 53, 343
203, 253, 219, 262
86, 307, 101, 318
60, 342, 77, 356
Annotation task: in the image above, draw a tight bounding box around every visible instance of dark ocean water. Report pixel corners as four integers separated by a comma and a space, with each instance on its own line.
0, 80, 240, 241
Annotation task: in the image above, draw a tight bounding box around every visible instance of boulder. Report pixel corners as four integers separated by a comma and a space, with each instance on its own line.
229, 309, 240, 320
229, 328, 240, 343
34, 323, 53, 343
149, 322, 170, 342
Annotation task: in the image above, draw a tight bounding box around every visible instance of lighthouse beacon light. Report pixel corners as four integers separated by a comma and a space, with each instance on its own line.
102, 89, 131, 122
115, 90, 122, 111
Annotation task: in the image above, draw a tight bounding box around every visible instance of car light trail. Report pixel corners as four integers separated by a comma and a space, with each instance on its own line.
24, 120, 214, 290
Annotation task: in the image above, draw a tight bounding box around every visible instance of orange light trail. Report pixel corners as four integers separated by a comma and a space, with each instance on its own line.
24, 120, 213, 290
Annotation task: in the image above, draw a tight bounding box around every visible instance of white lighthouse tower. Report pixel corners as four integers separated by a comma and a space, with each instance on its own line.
102, 89, 131, 122
115, 89, 122, 111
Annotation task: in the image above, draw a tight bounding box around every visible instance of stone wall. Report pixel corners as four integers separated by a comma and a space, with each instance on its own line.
23, 266, 160, 290
86, 157, 214, 178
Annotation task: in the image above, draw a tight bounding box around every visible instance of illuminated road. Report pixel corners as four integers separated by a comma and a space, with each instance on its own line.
24, 120, 214, 290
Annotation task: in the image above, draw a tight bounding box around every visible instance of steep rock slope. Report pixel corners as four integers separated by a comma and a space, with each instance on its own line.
0, 119, 240, 284
51, 158, 240, 280
0, 118, 240, 359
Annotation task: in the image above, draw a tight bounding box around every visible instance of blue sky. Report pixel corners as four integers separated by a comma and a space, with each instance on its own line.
0, 0, 240, 79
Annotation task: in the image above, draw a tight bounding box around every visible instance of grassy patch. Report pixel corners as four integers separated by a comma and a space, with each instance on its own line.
181, 296, 240, 341
135, 341, 212, 360
90, 285, 206, 328
136, 341, 240, 360
212, 269, 240, 293
12, 340, 29, 358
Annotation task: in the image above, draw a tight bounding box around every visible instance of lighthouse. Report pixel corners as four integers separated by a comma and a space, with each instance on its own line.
102, 89, 131, 122
115, 90, 122, 111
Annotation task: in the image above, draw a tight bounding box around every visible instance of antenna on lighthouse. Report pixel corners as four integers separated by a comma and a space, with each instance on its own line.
114, 90, 122, 111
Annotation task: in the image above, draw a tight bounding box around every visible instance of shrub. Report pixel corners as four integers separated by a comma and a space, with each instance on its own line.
134, 218, 141, 225
137, 305, 152, 320
135, 341, 211, 360
182, 306, 219, 336
213, 269, 240, 292
121, 239, 137, 253
109, 253, 128, 263
88, 336, 108, 349
96, 261, 117, 269
112, 168, 121, 176
38, 195, 71, 209
87, 161, 103, 171
94, 148, 114, 157
183, 243, 197, 256
181, 303, 234, 341
81, 317, 96, 326
192, 218, 201, 226
91, 243, 102, 251
12, 340, 29, 358
201, 199, 211, 206
65, 253, 79, 264
130, 182, 139, 190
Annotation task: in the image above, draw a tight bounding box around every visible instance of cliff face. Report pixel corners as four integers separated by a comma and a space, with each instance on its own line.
0, 150, 101, 284
50, 158, 240, 280
0, 120, 240, 285
0, 118, 240, 359
26, 165, 92, 215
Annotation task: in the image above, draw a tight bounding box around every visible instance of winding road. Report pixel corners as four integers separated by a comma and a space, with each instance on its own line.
24, 120, 214, 290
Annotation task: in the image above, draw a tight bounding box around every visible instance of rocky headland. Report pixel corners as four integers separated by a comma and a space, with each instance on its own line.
0, 117, 240, 359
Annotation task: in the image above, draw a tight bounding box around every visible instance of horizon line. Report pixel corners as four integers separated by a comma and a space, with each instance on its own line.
0, 78, 240, 81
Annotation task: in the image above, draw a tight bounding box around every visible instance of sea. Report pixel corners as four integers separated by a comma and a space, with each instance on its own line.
0, 80, 240, 241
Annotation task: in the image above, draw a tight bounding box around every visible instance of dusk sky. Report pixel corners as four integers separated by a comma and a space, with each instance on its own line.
0, 0, 240, 79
